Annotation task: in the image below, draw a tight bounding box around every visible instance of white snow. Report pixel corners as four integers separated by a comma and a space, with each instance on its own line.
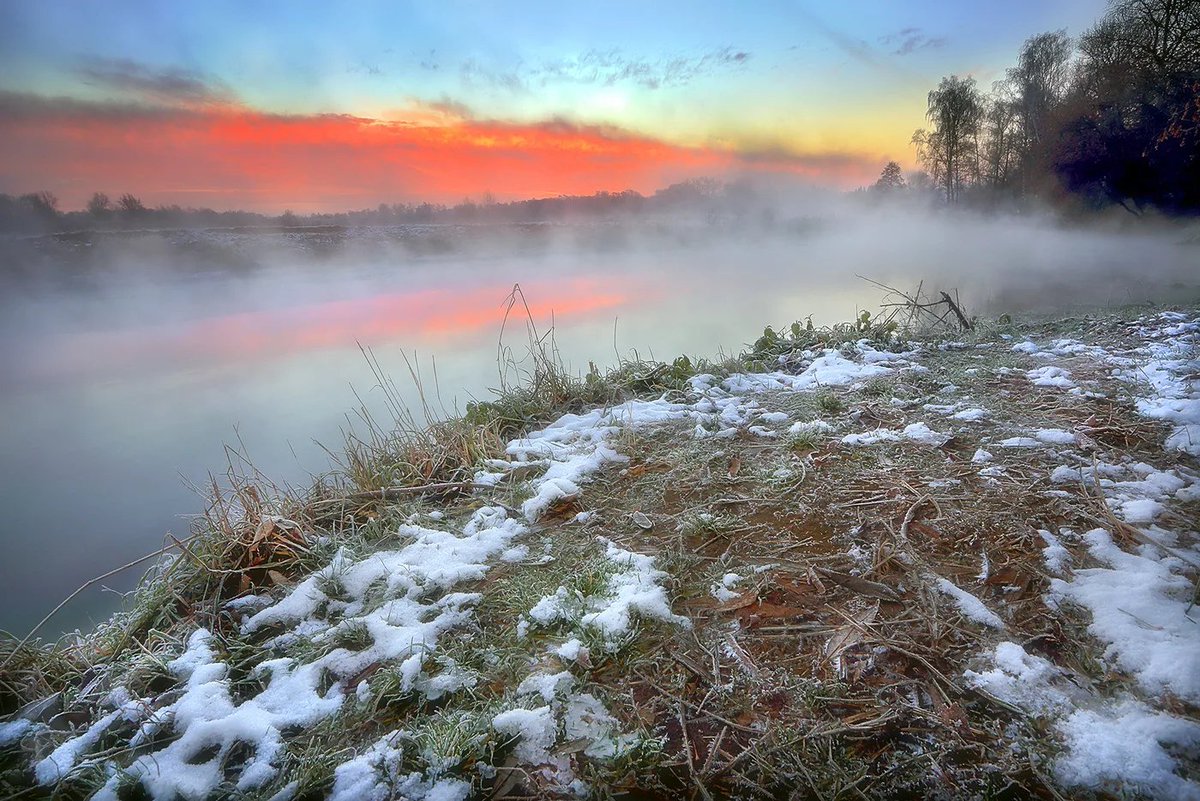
930, 576, 1005, 628
1056, 701, 1200, 801
0, 719, 32, 747
964, 642, 1200, 800
1049, 528, 1200, 702
492, 706, 558, 765
1038, 529, 1070, 575
841, 422, 949, 447
1027, 366, 1077, 389
963, 642, 1075, 714
1034, 428, 1076, 445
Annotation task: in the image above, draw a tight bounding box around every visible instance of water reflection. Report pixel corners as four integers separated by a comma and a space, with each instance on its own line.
1, 217, 1195, 637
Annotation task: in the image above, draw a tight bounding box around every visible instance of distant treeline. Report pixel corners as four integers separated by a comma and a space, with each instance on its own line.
901, 0, 1199, 214
0, 179, 754, 235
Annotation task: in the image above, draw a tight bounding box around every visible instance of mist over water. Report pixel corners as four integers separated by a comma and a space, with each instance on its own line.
1, 204, 1197, 637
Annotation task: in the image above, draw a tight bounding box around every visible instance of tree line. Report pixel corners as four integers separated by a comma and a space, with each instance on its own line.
0, 182, 746, 235
901, 0, 1198, 213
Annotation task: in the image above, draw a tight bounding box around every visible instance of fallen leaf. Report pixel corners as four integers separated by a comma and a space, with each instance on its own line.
743, 602, 808, 619
716, 590, 758, 612
728, 456, 741, 477
814, 567, 903, 601
631, 511, 653, 529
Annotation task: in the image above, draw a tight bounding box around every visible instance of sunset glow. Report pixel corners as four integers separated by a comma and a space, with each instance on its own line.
0, 1, 1109, 210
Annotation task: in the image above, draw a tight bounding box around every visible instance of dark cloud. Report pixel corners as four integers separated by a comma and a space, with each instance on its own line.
0, 89, 191, 121
879, 27, 948, 56
74, 57, 234, 107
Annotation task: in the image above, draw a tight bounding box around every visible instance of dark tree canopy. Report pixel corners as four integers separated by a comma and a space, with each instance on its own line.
906, 0, 1199, 214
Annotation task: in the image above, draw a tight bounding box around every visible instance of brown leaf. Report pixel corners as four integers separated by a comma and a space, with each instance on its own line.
814, 567, 903, 601
628, 462, 670, 477
728, 456, 741, 477
772, 577, 819, 605
715, 590, 758, 612
743, 602, 808, 619
907, 521, 944, 540
266, 569, 289, 587
250, 517, 276, 548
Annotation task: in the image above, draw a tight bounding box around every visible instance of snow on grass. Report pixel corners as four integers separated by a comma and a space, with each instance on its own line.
492, 706, 558, 767
1026, 365, 1077, 389
0, 719, 32, 747
1033, 428, 1075, 444
17, 310, 1200, 799
788, 420, 835, 436
841, 428, 900, 446
1049, 528, 1200, 702
722, 350, 892, 394
1115, 313, 1200, 456
930, 575, 1005, 629
525, 539, 690, 648
1118, 497, 1165, 523
1055, 701, 1200, 801
551, 638, 589, 664
328, 732, 473, 801
84, 508, 525, 799
841, 422, 949, 447
965, 643, 1200, 800
963, 642, 1077, 715
996, 436, 1044, 448
711, 572, 742, 602
1037, 529, 1071, 575
35, 700, 146, 786
491, 669, 642, 790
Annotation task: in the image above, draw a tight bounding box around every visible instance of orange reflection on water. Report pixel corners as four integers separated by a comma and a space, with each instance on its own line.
45, 277, 637, 379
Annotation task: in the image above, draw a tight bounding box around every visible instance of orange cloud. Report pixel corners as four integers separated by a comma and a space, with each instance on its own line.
0, 92, 881, 211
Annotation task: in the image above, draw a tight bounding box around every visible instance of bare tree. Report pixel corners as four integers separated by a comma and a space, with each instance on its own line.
117, 193, 146, 216
87, 192, 112, 217
980, 81, 1022, 190
1009, 31, 1074, 149
1108, 0, 1200, 76
912, 75, 983, 203
20, 191, 58, 215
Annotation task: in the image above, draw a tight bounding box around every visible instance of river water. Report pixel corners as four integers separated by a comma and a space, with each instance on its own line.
1, 213, 1195, 637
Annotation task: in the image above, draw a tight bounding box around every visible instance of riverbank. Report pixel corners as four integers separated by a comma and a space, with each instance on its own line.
2, 298, 1198, 800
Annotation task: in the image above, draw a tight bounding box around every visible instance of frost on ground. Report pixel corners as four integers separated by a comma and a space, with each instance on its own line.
4, 309, 1200, 800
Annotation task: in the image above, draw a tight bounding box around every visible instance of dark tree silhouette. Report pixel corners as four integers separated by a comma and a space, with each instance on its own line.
87, 192, 112, 217
872, 161, 907, 192
117, 193, 147, 216
1054, 0, 1200, 212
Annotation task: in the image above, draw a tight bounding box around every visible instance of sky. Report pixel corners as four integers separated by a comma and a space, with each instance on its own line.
0, 0, 1110, 212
